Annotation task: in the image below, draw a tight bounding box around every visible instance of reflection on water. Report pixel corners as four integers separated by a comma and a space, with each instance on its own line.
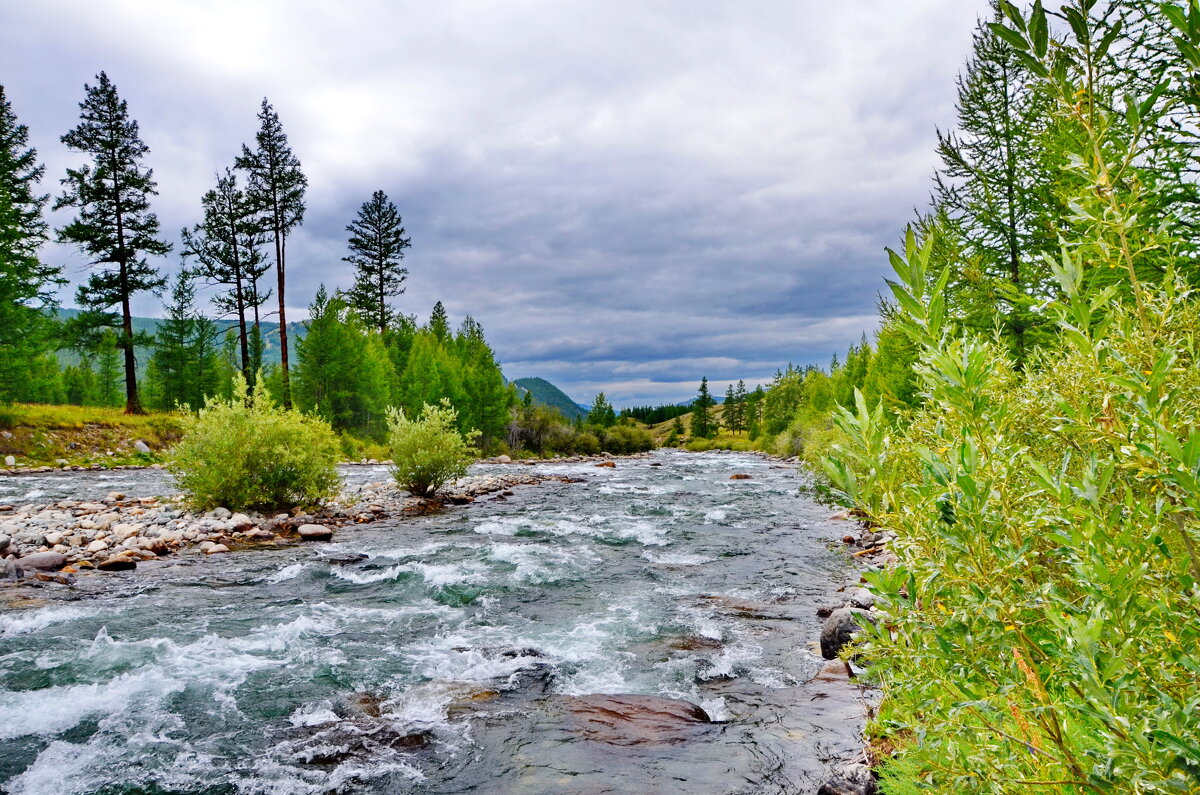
0, 452, 866, 794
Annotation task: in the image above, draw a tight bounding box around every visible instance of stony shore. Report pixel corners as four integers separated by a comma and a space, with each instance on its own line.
0, 455, 659, 584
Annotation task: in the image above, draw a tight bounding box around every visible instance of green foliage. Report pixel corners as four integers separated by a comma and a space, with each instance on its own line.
387, 399, 479, 497
55, 72, 170, 414
344, 189, 410, 334
145, 270, 221, 411
586, 391, 617, 427
689, 377, 714, 438
599, 422, 655, 454
170, 375, 341, 510
294, 286, 396, 440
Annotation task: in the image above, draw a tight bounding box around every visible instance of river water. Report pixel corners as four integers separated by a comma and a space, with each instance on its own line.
0, 451, 866, 794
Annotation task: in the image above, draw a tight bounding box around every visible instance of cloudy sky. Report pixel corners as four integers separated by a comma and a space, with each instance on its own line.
2, 0, 989, 406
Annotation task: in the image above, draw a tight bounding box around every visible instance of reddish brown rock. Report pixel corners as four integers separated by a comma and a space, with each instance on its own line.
564, 694, 712, 746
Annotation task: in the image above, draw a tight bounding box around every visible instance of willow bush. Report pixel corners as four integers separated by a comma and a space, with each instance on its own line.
387, 399, 479, 497
171, 376, 342, 510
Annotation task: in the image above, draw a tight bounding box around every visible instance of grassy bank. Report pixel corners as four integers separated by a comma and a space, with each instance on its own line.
0, 404, 184, 467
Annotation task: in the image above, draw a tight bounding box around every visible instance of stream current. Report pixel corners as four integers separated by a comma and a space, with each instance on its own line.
0, 451, 865, 794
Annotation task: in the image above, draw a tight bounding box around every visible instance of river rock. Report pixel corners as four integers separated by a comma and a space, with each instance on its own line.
595, 461, 616, 468
209, 507, 232, 520
495, 454, 512, 463
0, 533, 9, 551
820, 608, 875, 660
4, 455, 14, 467
298, 524, 334, 541
843, 587, 876, 610
86, 539, 109, 553
134, 439, 151, 454
18, 551, 67, 570
818, 763, 878, 795
228, 513, 254, 532
564, 694, 713, 746
205, 543, 230, 554
730, 473, 752, 480
98, 554, 137, 571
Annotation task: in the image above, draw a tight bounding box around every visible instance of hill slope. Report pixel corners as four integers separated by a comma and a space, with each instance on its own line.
513, 377, 586, 421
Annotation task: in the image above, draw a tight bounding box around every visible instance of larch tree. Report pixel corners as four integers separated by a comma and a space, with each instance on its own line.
55, 72, 170, 414
690, 377, 713, 438
345, 189, 411, 334
0, 85, 63, 402
236, 98, 306, 408
428, 301, 450, 343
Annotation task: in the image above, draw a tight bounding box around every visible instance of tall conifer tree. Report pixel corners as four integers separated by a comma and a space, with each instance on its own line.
182, 167, 268, 383
690, 377, 713, 438
345, 190, 410, 334
0, 85, 63, 402
237, 99, 306, 408
56, 72, 170, 414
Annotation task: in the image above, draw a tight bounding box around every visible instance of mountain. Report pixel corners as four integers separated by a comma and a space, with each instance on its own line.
513, 377, 587, 421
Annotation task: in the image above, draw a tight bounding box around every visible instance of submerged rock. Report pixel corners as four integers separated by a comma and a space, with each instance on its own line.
563, 694, 713, 746
818, 763, 878, 795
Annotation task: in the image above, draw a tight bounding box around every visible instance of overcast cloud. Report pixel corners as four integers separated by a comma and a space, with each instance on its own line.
1, 0, 989, 406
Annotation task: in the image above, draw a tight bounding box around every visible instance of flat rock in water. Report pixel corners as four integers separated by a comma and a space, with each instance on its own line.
730, 473, 752, 480
297, 524, 334, 541
595, 461, 616, 468
17, 551, 67, 571
563, 694, 712, 746
97, 555, 137, 571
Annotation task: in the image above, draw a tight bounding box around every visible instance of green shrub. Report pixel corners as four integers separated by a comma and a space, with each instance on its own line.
573, 430, 601, 456
387, 399, 479, 497
170, 377, 342, 510
600, 423, 655, 454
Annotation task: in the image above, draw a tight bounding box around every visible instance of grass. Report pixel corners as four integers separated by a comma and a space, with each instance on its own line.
0, 403, 185, 467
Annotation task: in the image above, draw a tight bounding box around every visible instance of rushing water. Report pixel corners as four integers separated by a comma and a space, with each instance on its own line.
0, 451, 867, 794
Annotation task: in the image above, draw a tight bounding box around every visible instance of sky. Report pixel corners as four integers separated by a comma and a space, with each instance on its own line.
1, 0, 991, 407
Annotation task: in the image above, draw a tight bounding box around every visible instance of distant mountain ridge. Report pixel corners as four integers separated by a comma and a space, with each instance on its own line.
513, 377, 587, 421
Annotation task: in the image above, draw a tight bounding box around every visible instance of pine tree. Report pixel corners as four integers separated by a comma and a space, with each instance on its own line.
345, 190, 411, 334
182, 167, 268, 383
586, 392, 617, 427
690, 377, 714, 438
722, 384, 737, 432
0, 86, 64, 403
95, 331, 122, 407
55, 72, 170, 414
428, 301, 450, 343
147, 270, 221, 410
236, 98, 306, 408
672, 415, 685, 437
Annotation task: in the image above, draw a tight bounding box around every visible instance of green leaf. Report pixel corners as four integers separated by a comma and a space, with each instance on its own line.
989, 22, 1031, 51
1030, 1, 1049, 58
1096, 19, 1122, 61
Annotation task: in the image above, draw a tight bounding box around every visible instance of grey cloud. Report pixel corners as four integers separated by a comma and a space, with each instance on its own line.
2, 0, 990, 406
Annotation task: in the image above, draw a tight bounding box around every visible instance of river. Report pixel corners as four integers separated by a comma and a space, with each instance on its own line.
0, 450, 866, 794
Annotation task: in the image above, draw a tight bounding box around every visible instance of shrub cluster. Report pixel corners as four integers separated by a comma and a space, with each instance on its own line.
170, 377, 342, 510
387, 399, 479, 497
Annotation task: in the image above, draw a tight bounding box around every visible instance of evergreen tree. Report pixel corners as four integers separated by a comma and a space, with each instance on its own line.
95, 331, 122, 407
237, 98, 306, 408
295, 286, 396, 439
453, 316, 513, 446
745, 385, 765, 439
672, 415, 685, 437
586, 392, 617, 427
690, 377, 714, 438
55, 72, 169, 414
731, 380, 748, 432
146, 270, 221, 410
396, 331, 466, 422
345, 189, 411, 334
182, 167, 268, 384
63, 358, 99, 406
0, 85, 63, 403
428, 301, 450, 343
722, 384, 737, 432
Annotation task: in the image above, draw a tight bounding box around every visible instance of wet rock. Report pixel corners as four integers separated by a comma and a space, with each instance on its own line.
105, 491, 126, 502
664, 635, 723, 651
205, 544, 230, 554
697, 594, 801, 621
818, 763, 878, 795
298, 524, 334, 541
97, 554, 137, 571
820, 608, 875, 660
322, 552, 368, 565
730, 473, 752, 480
33, 571, 74, 585
243, 528, 274, 540
843, 587, 876, 610
649, 461, 662, 467
17, 551, 67, 571
564, 694, 713, 746
595, 461, 616, 468
228, 513, 254, 532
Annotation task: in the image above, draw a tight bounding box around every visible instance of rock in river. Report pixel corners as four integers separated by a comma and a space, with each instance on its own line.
97, 554, 137, 571
564, 694, 713, 746
298, 524, 334, 541
17, 551, 67, 571
820, 607, 876, 660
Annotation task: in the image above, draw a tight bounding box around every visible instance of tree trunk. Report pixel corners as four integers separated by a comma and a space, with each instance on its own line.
277, 229, 290, 408
119, 262, 144, 414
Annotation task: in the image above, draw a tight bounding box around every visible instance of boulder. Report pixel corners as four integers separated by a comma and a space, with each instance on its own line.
97, 554, 137, 571
818, 764, 878, 795
595, 461, 616, 468
18, 551, 67, 571
0, 533, 9, 551
843, 587, 876, 610
209, 507, 232, 520
297, 524, 334, 541
820, 608, 876, 660
495, 454, 512, 464
205, 544, 230, 554
729, 473, 752, 480
564, 694, 713, 746
133, 440, 151, 454
4, 455, 15, 467
228, 513, 254, 532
